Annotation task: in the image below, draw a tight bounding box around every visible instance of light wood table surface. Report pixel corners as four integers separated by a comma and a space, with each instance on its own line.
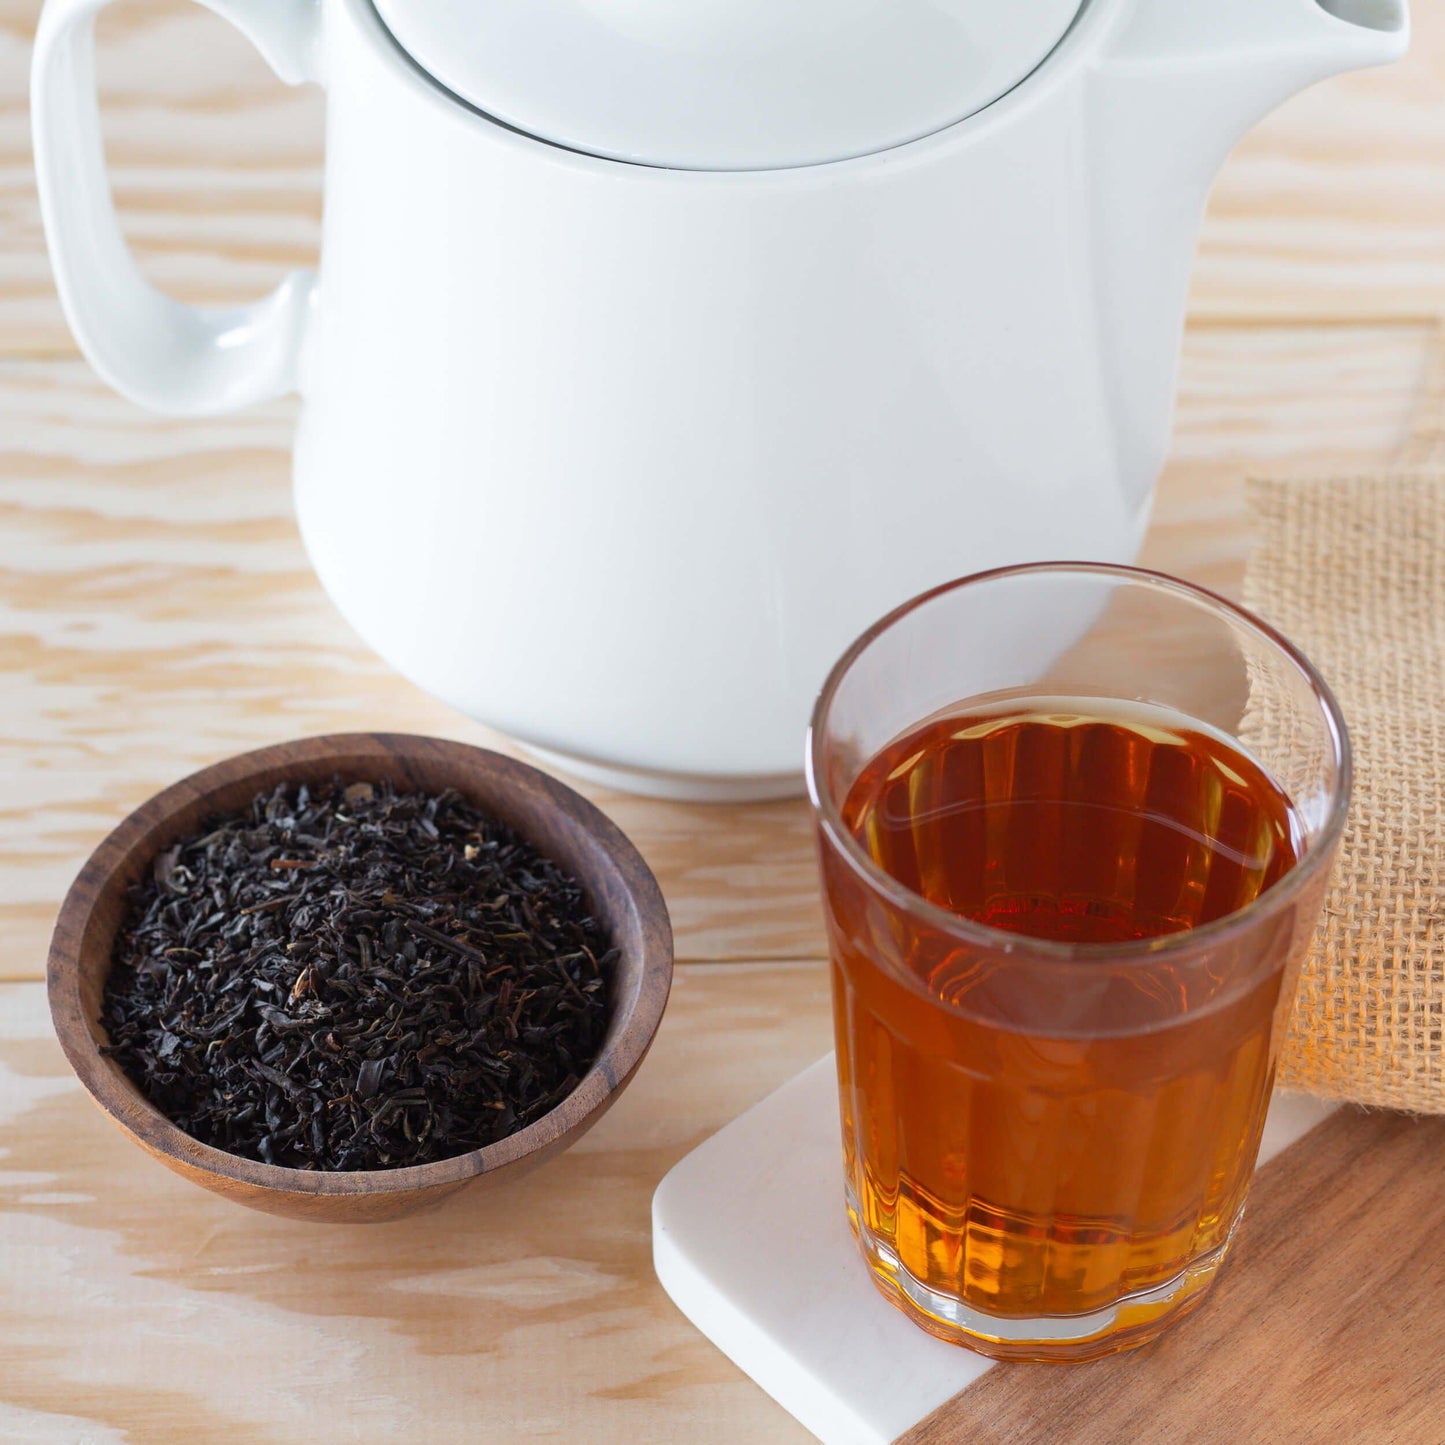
2, 5, 1443, 1440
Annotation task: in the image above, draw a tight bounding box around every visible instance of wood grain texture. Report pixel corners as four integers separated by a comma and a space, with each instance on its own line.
0, 964, 830, 1442
1, 5, 1441, 1439
900, 1107, 1445, 1445
47, 733, 673, 1221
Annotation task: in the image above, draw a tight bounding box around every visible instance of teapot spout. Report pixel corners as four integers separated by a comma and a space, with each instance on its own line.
1099, 0, 1409, 175
1085, 0, 1409, 512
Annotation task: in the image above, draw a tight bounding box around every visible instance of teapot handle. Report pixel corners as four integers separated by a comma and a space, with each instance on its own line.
31, 0, 322, 415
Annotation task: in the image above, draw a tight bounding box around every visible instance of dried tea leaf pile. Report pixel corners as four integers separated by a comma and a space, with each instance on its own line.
102, 780, 614, 1170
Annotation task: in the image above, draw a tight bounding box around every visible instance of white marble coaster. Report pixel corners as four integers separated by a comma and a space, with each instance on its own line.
653, 1055, 1336, 1445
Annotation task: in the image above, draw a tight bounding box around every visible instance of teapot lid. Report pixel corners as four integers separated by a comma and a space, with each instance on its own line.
372, 0, 1083, 172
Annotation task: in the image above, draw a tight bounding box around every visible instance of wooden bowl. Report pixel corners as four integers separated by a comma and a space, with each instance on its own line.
47, 734, 673, 1222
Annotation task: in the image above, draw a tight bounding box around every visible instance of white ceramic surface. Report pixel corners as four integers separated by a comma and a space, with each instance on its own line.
370, 0, 1083, 172
31, 0, 1408, 797
653, 1056, 1337, 1445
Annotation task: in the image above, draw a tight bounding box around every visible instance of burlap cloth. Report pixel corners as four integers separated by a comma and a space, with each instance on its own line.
1244, 337, 1445, 1113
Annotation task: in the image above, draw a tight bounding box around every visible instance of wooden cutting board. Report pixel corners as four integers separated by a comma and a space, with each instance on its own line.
654, 1057, 1445, 1444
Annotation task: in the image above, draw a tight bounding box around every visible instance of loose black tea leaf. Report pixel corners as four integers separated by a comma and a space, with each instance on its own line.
101, 779, 615, 1170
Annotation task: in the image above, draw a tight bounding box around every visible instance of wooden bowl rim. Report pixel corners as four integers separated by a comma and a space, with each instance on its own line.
46, 733, 673, 1200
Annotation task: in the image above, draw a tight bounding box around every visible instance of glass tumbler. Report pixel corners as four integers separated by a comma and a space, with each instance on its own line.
806, 564, 1350, 1361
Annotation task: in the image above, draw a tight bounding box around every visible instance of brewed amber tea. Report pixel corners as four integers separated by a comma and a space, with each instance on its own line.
822, 697, 1306, 1359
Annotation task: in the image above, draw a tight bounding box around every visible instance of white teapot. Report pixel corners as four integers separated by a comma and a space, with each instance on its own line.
32, 0, 1406, 798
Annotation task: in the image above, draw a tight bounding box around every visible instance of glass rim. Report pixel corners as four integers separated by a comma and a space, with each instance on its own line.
806, 561, 1353, 965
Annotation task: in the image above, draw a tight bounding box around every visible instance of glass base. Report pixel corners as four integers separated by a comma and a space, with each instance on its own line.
847, 1185, 1238, 1363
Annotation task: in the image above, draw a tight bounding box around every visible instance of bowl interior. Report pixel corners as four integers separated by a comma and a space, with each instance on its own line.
49, 733, 672, 1214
